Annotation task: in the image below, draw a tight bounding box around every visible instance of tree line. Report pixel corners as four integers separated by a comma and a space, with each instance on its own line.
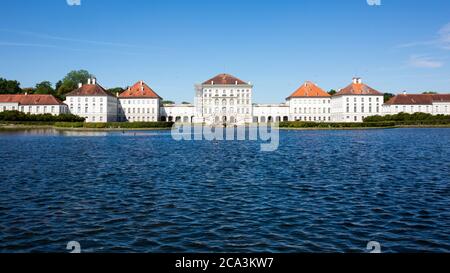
0, 70, 125, 100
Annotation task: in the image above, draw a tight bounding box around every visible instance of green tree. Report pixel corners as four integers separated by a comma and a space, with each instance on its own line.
384, 93, 395, 103
181, 101, 191, 105
34, 81, 55, 95
0, 77, 22, 94
422, 91, 438, 94
328, 89, 337, 96
22, 87, 36, 94
57, 70, 93, 97
162, 100, 175, 105
107, 87, 124, 96
55, 80, 63, 92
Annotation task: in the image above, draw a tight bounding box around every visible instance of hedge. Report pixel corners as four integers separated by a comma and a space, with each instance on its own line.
54, 121, 175, 129
364, 112, 450, 123
0, 111, 85, 122
279, 121, 397, 128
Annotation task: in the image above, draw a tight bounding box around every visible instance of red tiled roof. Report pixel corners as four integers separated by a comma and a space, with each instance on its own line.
119, 81, 162, 99
0, 94, 65, 105
287, 81, 330, 99
385, 94, 450, 105
66, 83, 113, 97
335, 80, 383, 96
203, 73, 248, 85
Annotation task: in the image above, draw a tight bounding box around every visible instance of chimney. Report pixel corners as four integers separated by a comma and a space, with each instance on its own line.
78, 83, 82, 88
116, 92, 119, 97
87, 78, 91, 85
353, 77, 362, 84
403, 91, 407, 95
140, 80, 144, 86
235, 81, 238, 85
25, 92, 28, 95
211, 81, 214, 85
92, 78, 96, 85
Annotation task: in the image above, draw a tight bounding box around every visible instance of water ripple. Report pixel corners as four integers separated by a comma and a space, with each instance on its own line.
0, 128, 449, 252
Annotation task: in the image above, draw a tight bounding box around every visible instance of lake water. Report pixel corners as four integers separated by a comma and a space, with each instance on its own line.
0, 128, 449, 253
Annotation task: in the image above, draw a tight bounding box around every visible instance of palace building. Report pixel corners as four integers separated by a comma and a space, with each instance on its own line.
383, 93, 450, 115
286, 81, 331, 122
0, 94, 68, 115
193, 74, 254, 125
65, 78, 118, 123
118, 81, 162, 122
331, 77, 384, 123
2, 74, 449, 123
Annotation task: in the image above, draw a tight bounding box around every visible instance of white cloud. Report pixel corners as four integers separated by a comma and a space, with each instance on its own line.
396, 22, 450, 50
408, 55, 443, 68
438, 23, 450, 49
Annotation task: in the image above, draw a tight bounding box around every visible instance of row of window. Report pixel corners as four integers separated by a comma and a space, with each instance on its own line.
346, 97, 381, 103
70, 97, 104, 103
2, 105, 61, 113
89, 116, 104, 122
204, 99, 251, 106
120, 99, 158, 105
118, 116, 157, 122
346, 105, 380, 113
203, 89, 250, 94
293, 107, 331, 114
203, 107, 251, 114
294, 116, 332, 122
121, 108, 156, 114
392, 105, 449, 113
291, 99, 331, 104
203, 93, 251, 98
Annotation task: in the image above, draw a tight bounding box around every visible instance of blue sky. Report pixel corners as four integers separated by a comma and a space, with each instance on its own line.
0, 0, 449, 103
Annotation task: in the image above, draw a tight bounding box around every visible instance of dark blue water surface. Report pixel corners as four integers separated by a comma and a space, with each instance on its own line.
0, 128, 449, 253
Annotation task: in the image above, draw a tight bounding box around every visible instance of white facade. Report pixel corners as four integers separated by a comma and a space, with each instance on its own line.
331, 95, 383, 122
382, 94, 450, 115
252, 104, 289, 122
193, 74, 254, 125
66, 95, 117, 123
160, 104, 195, 123
117, 81, 162, 122
0, 94, 68, 116
288, 97, 332, 122
331, 78, 384, 123
65, 79, 118, 123
118, 98, 160, 122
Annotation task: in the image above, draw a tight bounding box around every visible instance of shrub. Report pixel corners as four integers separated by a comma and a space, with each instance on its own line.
0, 111, 85, 122
364, 112, 450, 124
279, 121, 397, 128
54, 121, 175, 129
